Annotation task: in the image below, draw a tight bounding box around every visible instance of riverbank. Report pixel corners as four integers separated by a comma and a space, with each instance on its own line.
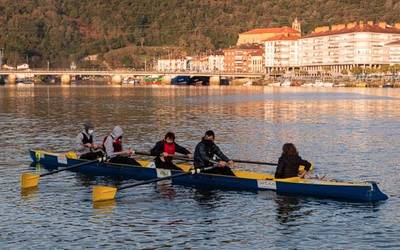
2, 77, 400, 88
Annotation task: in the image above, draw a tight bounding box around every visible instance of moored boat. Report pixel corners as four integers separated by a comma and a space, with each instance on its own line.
29, 149, 388, 202
280, 79, 291, 87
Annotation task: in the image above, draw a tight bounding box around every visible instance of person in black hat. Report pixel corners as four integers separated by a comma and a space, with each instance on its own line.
76, 121, 104, 160
193, 130, 235, 176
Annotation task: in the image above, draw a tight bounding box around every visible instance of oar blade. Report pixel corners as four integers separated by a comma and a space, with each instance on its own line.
21, 173, 40, 189
93, 186, 117, 202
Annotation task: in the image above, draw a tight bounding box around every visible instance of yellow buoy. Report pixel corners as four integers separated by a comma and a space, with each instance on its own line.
93, 186, 118, 202
21, 173, 40, 189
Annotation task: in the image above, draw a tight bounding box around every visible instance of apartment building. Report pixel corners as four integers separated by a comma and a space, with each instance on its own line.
264, 34, 300, 73
386, 40, 400, 65
299, 21, 400, 74
223, 44, 264, 73
157, 58, 188, 72
188, 56, 209, 72
208, 51, 224, 71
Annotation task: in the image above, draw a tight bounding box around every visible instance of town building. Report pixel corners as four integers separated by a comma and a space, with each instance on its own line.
250, 51, 264, 73
263, 21, 400, 75
188, 56, 209, 72
223, 44, 264, 73
237, 18, 301, 45
386, 40, 400, 65
157, 58, 188, 72
264, 33, 300, 74
299, 21, 400, 75
208, 51, 224, 71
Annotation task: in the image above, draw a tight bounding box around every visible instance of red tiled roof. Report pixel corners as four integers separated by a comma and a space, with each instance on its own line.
386, 40, 400, 46
249, 50, 264, 56
241, 26, 300, 35
263, 34, 300, 41
223, 43, 263, 51
304, 24, 400, 38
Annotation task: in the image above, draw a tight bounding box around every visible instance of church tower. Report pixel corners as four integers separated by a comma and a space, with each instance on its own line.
292, 17, 301, 33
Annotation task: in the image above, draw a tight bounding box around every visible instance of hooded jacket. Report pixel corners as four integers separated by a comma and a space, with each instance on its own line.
193, 138, 230, 168
275, 155, 311, 179
104, 126, 124, 158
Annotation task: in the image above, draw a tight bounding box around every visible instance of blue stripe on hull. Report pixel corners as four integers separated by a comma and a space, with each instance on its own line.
67, 158, 158, 180
276, 181, 388, 202
172, 174, 260, 191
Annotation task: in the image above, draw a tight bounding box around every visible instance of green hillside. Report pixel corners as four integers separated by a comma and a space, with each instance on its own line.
0, 0, 399, 68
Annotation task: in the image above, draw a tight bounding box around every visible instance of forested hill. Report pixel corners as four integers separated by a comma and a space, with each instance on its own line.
1, 0, 400, 68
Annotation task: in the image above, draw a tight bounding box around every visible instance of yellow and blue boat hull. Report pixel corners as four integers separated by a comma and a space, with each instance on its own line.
29, 149, 388, 202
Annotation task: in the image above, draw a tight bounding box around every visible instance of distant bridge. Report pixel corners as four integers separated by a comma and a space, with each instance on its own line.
0, 69, 265, 84
0, 69, 264, 78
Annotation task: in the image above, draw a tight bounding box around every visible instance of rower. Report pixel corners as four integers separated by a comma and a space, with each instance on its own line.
193, 130, 235, 176
150, 132, 191, 170
274, 143, 312, 179
103, 126, 141, 166
76, 121, 104, 160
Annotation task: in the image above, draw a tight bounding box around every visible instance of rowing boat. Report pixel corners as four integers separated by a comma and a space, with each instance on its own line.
29, 149, 388, 202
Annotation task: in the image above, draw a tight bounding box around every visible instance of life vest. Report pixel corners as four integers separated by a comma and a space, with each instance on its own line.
113, 137, 122, 152
82, 132, 93, 144
163, 142, 176, 155
103, 136, 122, 152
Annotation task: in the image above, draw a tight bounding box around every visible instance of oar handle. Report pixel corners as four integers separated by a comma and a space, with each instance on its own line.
135, 151, 154, 157
118, 165, 214, 191
40, 159, 98, 177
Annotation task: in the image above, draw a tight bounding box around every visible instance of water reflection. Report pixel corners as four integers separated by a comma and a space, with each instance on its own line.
93, 200, 116, 213
2, 86, 400, 249
20, 186, 38, 199
192, 189, 221, 210
274, 195, 308, 224
154, 182, 177, 200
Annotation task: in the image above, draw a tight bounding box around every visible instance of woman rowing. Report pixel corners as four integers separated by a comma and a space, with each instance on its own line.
103, 126, 141, 166
150, 132, 192, 170
275, 143, 312, 179
193, 130, 235, 176
76, 121, 104, 160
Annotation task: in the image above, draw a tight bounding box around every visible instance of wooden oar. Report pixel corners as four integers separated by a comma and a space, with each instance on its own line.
92, 165, 215, 202
21, 159, 98, 189
135, 151, 277, 166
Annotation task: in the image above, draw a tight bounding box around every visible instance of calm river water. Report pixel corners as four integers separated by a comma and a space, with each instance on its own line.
0, 85, 399, 249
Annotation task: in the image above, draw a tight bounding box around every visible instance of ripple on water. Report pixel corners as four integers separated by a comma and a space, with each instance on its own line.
0, 86, 399, 249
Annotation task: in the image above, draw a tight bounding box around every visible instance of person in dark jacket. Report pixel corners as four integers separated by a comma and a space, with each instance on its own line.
150, 132, 191, 170
76, 121, 104, 160
193, 130, 235, 176
275, 143, 312, 179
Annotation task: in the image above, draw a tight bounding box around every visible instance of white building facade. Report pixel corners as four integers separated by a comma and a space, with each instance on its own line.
386, 40, 400, 65
250, 54, 264, 73
264, 35, 300, 73
157, 59, 188, 72
264, 21, 400, 75
208, 54, 224, 71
